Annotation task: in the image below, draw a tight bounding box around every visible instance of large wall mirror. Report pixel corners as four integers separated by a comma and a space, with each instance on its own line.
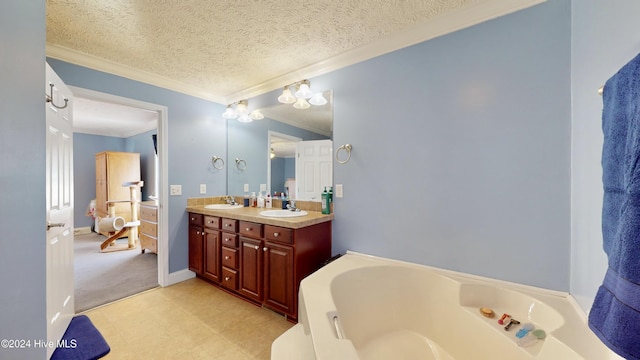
227, 91, 333, 201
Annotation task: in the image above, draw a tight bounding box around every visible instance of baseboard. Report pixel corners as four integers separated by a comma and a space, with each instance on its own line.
74, 227, 92, 235
166, 268, 195, 286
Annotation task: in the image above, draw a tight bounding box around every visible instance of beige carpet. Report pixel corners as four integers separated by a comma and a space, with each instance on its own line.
74, 232, 158, 312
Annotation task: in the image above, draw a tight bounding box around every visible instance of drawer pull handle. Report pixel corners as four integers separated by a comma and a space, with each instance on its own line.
225, 276, 230, 281
246, 227, 251, 231
191, 217, 195, 221
254, 245, 259, 250
274, 232, 279, 237
196, 231, 200, 235
226, 223, 231, 227
263, 247, 267, 252
225, 256, 230, 260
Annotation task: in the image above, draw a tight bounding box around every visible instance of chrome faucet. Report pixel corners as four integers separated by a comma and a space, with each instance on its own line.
287, 200, 300, 212
224, 195, 237, 205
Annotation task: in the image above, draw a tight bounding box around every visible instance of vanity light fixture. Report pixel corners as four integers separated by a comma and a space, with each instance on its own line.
277, 79, 327, 110
222, 99, 263, 122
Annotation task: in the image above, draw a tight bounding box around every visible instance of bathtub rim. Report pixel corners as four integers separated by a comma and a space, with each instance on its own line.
298, 251, 616, 360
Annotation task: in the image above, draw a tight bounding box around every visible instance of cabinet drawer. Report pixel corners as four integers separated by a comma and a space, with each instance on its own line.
264, 225, 293, 244
140, 206, 157, 222
140, 233, 157, 253
221, 233, 238, 248
221, 247, 238, 269
239, 221, 262, 239
140, 220, 157, 237
189, 213, 203, 226
221, 218, 238, 232
204, 216, 220, 229
221, 267, 238, 291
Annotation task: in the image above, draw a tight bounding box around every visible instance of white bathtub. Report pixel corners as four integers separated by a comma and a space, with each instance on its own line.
272, 252, 622, 360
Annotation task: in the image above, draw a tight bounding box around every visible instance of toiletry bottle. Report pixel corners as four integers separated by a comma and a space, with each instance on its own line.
321, 187, 330, 214
250, 192, 257, 207
257, 191, 265, 208
328, 186, 333, 203
266, 193, 272, 208
281, 192, 288, 209
243, 192, 250, 207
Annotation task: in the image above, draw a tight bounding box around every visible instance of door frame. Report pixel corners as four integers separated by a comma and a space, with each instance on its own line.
69, 86, 170, 287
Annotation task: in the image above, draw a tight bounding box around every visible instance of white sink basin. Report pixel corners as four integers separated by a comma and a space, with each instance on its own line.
204, 204, 244, 210
260, 209, 308, 218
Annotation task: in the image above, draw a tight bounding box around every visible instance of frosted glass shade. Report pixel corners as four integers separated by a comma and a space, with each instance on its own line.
309, 92, 327, 106
293, 98, 311, 109
278, 88, 296, 104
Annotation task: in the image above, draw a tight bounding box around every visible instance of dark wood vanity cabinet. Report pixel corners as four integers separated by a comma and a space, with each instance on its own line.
188, 211, 331, 320
188, 213, 204, 275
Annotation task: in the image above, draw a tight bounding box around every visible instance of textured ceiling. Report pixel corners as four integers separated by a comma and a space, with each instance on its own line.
46, 0, 544, 105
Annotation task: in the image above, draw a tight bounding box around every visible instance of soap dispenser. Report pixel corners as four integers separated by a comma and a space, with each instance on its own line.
266, 193, 272, 208
250, 192, 257, 207
257, 191, 265, 208
321, 187, 330, 214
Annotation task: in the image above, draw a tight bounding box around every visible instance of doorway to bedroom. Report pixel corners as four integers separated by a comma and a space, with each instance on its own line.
71, 87, 166, 312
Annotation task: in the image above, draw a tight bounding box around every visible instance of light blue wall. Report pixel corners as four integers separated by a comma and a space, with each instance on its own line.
73, 133, 126, 228
0, 2, 47, 359
570, 0, 640, 311
326, 0, 572, 290
47, 58, 227, 273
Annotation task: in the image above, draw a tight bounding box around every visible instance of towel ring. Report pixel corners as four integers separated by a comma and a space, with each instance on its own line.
336, 144, 352, 164
235, 158, 247, 171
211, 156, 224, 170
45, 83, 68, 109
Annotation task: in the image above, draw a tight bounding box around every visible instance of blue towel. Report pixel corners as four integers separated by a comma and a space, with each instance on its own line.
589, 52, 640, 360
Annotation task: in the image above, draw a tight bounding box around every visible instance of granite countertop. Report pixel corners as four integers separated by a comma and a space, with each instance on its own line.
186, 205, 334, 229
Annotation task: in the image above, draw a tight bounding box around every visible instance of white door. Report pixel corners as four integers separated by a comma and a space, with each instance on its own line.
45, 63, 75, 359
295, 140, 333, 201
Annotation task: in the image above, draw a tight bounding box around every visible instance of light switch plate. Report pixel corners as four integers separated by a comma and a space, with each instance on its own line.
200, 184, 206, 194
244, 184, 249, 192
260, 183, 267, 192
335, 184, 343, 198
170, 185, 182, 196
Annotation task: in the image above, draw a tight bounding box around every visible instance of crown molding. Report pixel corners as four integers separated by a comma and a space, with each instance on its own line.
46, 45, 227, 104
47, 0, 545, 105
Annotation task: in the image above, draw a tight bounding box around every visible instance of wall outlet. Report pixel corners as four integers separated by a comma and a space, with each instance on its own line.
170, 185, 182, 196
200, 184, 206, 194
335, 184, 343, 198
244, 183, 249, 192
260, 183, 267, 192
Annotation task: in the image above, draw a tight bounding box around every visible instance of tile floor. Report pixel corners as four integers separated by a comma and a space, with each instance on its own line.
84, 277, 293, 359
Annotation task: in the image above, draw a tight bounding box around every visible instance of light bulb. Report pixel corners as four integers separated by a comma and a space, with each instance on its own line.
295, 83, 313, 99
293, 98, 310, 109
222, 105, 237, 119
309, 92, 327, 106
277, 87, 296, 104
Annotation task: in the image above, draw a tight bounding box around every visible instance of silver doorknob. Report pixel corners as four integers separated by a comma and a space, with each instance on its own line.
47, 222, 65, 230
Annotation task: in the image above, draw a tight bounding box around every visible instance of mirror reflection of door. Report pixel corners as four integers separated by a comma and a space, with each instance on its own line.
295, 139, 333, 201
268, 131, 301, 197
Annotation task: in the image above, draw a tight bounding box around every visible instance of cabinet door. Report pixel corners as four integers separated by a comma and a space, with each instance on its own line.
239, 237, 263, 302
188, 226, 204, 275
203, 229, 221, 283
263, 242, 294, 316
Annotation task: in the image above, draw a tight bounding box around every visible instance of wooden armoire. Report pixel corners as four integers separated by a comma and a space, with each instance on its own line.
95, 151, 141, 236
